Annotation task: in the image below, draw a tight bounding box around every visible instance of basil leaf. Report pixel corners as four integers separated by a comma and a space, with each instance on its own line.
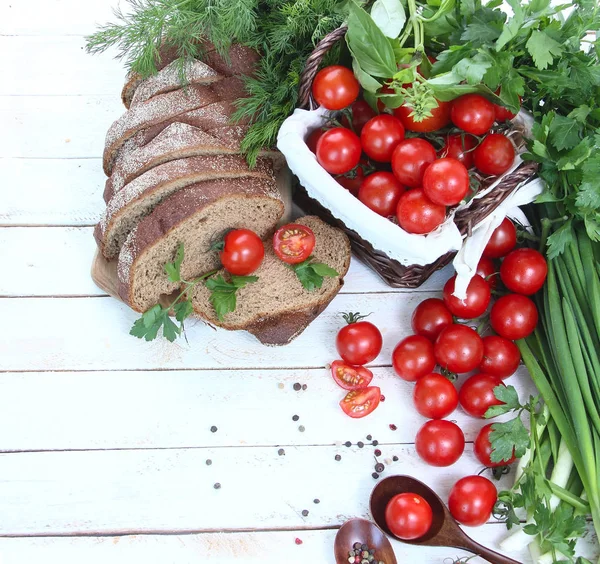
350, 53, 382, 93
370, 0, 406, 39
347, 1, 397, 78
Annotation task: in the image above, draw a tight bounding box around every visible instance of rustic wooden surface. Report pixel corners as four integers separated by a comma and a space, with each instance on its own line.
1, 1, 598, 562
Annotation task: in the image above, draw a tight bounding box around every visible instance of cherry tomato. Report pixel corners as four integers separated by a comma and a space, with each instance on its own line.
358, 171, 405, 217
306, 128, 326, 153
272, 223, 315, 265
316, 127, 361, 174
391, 138, 437, 188
336, 316, 383, 365
459, 373, 505, 418
411, 298, 454, 341
494, 89, 520, 122
443, 274, 491, 319
339, 386, 381, 418
483, 218, 517, 259
330, 361, 373, 391
393, 100, 451, 132
396, 189, 446, 235
413, 373, 458, 419
392, 335, 436, 382
220, 229, 264, 276
385, 493, 433, 540
451, 94, 496, 135
474, 423, 516, 467
336, 163, 365, 196
341, 100, 377, 134
439, 134, 477, 169
473, 134, 515, 176
476, 257, 499, 289
448, 476, 498, 527
490, 294, 538, 340
434, 324, 484, 374
415, 419, 465, 466
361, 115, 406, 162
312, 65, 359, 110
500, 248, 548, 295
480, 336, 521, 379
423, 157, 470, 206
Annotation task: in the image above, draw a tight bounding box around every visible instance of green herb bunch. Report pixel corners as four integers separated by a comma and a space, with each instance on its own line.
86, 0, 348, 165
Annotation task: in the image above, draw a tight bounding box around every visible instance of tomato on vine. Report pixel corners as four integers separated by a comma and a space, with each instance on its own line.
341, 100, 377, 134
434, 324, 484, 374
336, 312, 383, 365
458, 373, 505, 418
480, 336, 521, 379
394, 100, 451, 132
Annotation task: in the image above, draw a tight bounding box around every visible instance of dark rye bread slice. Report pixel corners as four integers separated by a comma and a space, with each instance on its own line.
104, 76, 247, 175
117, 178, 284, 312
104, 122, 244, 202
192, 216, 351, 346
129, 59, 222, 107
96, 155, 274, 259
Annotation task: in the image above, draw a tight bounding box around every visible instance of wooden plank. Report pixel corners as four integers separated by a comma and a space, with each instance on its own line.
0, 226, 451, 295
0, 367, 535, 451
0, 292, 448, 371
0, 96, 122, 158
0, 0, 118, 35
2, 37, 125, 96
0, 445, 516, 535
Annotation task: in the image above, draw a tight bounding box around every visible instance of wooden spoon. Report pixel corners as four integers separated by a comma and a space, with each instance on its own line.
334, 518, 398, 564
370, 475, 522, 564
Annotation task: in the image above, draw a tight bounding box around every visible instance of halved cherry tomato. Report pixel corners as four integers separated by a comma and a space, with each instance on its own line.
273, 223, 316, 264
312, 65, 359, 110
480, 335, 521, 379
411, 298, 454, 341
476, 257, 499, 289
330, 361, 373, 391
339, 386, 381, 418
458, 373, 505, 418
483, 218, 517, 259
220, 229, 265, 276
443, 274, 491, 319
439, 134, 477, 169
393, 100, 451, 132
474, 423, 516, 467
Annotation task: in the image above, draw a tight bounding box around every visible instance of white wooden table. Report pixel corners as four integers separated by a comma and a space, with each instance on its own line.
1, 2, 598, 562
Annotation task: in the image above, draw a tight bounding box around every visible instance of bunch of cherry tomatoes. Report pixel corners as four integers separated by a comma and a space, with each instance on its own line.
309, 65, 518, 235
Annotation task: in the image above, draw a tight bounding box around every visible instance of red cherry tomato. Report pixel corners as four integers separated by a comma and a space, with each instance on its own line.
336, 163, 366, 196
480, 336, 521, 379
490, 294, 538, 340
451, 94, 496, 135
483, 218, 517, 259
392, 335, 436, 382
358, 171, 405, 217
415, 419, 465, 466
306, 128, 326, 153
474, 423, 516, 467
396, 189, 446, 235
385, 493, 433, 540
330, 361, 373, 391
476, 257, 499, 289
439, 134, 477, 169
220, 229, 264, 276
494, 89, 520, 122
272, 223, 315, 265
411, 298, 454, 341
336, 316, 383, 365
459, 373, 505, 418
473, 134, 515, 176
316, 127, 362, 174
500, 248, 548, 295
361, 115, 406, 162
393, 100, 451, 132
341, 100, 377, 134
339, 386, 381, 418
443, 274, 491, 319
434, 324, 484, 374
423, 157, 470, 206
312, 65, 359, 110
448, 476, 498, 527
413, 373, 459, 419
391, 138, 437, 188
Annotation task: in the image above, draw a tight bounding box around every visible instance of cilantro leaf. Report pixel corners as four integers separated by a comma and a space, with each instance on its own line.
205, 275, 258, 321
164, 243, 184, 282
489, 417, 530, 463
289, 258, 339, 292
548, 115, 581, 151
484, 385, 520, 418
526, 30, 563, 70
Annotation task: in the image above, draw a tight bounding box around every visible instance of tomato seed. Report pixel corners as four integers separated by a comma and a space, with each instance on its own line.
335, 454, 342, 461
278, 448, 285, 456
292, 415, 299, 421
293, 383, 301, 391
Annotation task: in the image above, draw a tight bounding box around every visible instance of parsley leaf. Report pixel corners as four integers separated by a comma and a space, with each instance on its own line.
489, 417, 530, 463
164, 243, 184, 282
130, 304, 182, 343
526, 30, 563, 70
289, 257, 339, 291
548, 114, 582, 151
484, 385, 520, 418
205, 275, 258, 321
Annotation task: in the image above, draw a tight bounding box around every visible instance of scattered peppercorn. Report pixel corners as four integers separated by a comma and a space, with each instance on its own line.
278, 382, 284, 389
357, 441, 364, 448
372, 472, 379, 479
302, 384, 307, 390
278, 448, 285, 456
295, 538, 303, 545
298, 425, 305, 432
353, 543, 362, 550
293, 383, 301, 391
210, 426, 218, 433
292, 415, 299, 421
393, 455, 399, 462
214, 483, 221, 489
314, 498, 320, 504
302, 509, 309, 516
375, 463, 385, 473
374, 449, 382, 457
335, 454, 342, 461
345, 441, 352, 447
380, 395, 386, 402
389, 424, 397, 431
366, 435, 372, 441
372, 440, 379, 446
205, 459, 212, 466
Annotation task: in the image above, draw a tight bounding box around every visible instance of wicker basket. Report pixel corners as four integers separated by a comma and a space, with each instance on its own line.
294, 26, 538, 288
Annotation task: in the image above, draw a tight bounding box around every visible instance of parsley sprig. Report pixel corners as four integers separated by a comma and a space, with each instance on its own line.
288, 256, 339, 291
205, 274, 258, 321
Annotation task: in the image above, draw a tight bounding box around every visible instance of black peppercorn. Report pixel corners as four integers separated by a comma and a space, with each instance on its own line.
214, 483, 221, 489
375, 463, 385, 473
302, 384, 307, 390
210, 426, 218, 433
302, 509, 309, 516
372, 472, 379, 479
366, 434, 372, 441
372, 440, 379, 446
393, 455, 399, 462
357, 441, 364, 448
335, 454, 342, 461
313, 498, 320, 504
292, 415, 299, 421
374, 449, 382, 457
345, 441, 352, 447
293, 383, 301, 391
205, 459, 212, 466
278, 448, 285, 456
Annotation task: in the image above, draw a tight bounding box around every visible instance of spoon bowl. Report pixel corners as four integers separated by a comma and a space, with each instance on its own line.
334, 518, 398, 564
370, 475, 521, 564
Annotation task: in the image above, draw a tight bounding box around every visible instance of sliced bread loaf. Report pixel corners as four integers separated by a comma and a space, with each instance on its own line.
117, 178, 284, 312
96, 155, 274, 259
191, 216, 351, 345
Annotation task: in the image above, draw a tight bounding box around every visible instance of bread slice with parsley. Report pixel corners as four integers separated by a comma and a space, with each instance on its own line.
191, 216, 351, 346
117, 177, 284, 313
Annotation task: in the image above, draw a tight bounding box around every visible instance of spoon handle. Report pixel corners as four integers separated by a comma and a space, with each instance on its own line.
461, 537, 522, 564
